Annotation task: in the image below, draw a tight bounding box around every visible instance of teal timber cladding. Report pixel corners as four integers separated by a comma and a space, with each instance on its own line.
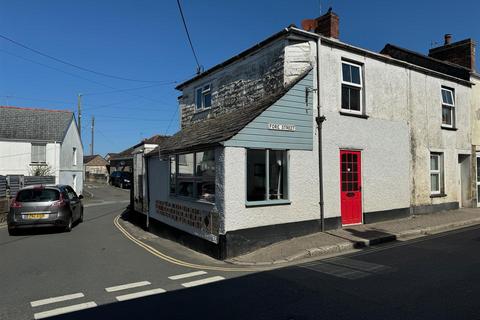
224, 71, 314, 150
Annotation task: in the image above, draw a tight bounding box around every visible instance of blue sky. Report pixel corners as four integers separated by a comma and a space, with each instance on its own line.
1, 0, 478, 156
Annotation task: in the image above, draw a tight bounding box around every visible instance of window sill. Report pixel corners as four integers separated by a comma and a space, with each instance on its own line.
169, 194, 215, 205
339, 111, 369, 119
430, 193, 447, 198
441, 125, 458, 131
245, 199, 291, 208
30, 163, 47, 166
193, 107, 212, 115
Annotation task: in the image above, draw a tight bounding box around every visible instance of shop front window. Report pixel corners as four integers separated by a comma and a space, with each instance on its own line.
247, 149, 288, 203
170, 150, 216, 203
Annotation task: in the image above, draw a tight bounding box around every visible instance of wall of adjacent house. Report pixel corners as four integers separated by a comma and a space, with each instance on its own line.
0, 140, 60, 179
472, 76, 480, 146
59, 119, 83, 194
320, 41, 472, 216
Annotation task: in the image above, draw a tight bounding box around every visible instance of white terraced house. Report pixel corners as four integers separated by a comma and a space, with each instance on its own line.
144, 10, 479, 259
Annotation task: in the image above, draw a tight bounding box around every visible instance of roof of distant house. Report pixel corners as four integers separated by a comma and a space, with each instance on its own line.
83, 154, 108, 166
0, 106, 75, 142
133, 134, 169, 148
108, 146, 135, 161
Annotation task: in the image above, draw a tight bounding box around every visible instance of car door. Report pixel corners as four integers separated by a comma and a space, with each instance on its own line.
66, 186, 80, 220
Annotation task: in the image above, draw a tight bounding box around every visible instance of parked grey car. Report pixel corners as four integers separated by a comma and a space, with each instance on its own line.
7, 185, 83, 235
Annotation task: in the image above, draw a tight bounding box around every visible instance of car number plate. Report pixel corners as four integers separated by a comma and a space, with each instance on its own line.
24, 213, 47, 219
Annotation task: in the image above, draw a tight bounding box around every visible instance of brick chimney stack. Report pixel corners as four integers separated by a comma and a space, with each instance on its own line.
301, 8, 339, 39
429, 35, 476, 71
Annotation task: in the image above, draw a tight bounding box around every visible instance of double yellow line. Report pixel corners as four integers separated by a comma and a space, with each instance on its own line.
113, 215, 270, 272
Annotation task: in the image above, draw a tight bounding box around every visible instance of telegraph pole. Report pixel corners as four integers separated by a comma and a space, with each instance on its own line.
77, 94, 82, 139
90, 116, 95, 155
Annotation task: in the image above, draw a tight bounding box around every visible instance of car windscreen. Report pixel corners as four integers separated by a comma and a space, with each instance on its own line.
16, 188, 60, 202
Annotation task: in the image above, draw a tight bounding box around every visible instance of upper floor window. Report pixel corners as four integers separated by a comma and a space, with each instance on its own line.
441, 87, 455, 128
73, 147, 77, 166
31, 143, 46, 164
341, 61, 363, 114
195, 84, 212, 111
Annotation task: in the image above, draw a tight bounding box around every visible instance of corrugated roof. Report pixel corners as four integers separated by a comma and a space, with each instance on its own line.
0, 106, 75, 142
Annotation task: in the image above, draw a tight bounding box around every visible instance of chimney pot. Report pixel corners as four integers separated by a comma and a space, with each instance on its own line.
444, 34, 452, 45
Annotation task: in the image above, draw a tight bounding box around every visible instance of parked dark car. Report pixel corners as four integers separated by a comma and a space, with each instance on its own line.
7, 185, 83, 235
109, 171, 132, 189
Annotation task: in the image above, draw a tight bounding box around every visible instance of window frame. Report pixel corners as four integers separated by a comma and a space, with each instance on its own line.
31, 143, 47, 164
169, 149, 216, 203
430, 153, 444, 195
441, 87, 455, 128
195, 83, 212, 112
73, 147, 77, 166
341, 60, 363, 115
245, 148, 290, 207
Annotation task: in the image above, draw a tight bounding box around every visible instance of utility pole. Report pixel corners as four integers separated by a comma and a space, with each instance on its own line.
90, 116, 95, 155
77, 94, 82, 139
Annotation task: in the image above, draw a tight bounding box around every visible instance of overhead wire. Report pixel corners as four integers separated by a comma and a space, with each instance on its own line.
176, 0, 202, 73
0, 33, 170, 83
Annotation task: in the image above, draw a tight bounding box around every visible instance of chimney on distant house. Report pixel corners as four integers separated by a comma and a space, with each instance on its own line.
429, 34, 476, 71
301, 7, 339, 39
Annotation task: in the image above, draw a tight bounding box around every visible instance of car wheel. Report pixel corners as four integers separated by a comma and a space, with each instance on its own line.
78, 209, 84, 223
7, 228, 18, 236
64, 215, 73, 232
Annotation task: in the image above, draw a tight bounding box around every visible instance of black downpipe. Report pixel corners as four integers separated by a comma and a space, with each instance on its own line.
316, 115, 326, 231
316, 37, 326, 232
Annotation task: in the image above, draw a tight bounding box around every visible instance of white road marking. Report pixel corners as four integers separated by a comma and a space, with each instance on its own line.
168, 271, 207, 280
115, 288, 166, 301
105, 281, 151, 292
33, 301, 97, 319
30, 293, 85, 307
84, 200, 130, 208
181, 276, 225, 288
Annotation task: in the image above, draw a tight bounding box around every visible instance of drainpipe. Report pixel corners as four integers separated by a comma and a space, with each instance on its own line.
315, 37, 326, 232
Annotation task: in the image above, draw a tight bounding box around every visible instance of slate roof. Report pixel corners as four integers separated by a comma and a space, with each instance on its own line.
133, 134, 169, 148
83, 155, 107, 166
380, 44, 471, 81
156, 67, 313, 155
108, 146, 135, 161
0, 106, 75, 142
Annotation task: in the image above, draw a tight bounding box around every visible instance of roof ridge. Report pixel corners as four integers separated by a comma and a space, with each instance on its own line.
0, 105, 73, 113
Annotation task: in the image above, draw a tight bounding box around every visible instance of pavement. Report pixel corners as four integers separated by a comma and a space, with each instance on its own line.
228, 207, 480, 265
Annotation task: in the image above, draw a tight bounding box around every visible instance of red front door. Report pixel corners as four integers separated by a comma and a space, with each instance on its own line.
340, 150, 362, 225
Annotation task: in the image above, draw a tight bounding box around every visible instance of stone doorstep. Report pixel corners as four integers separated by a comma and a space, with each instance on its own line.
228, 217, 480, 266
